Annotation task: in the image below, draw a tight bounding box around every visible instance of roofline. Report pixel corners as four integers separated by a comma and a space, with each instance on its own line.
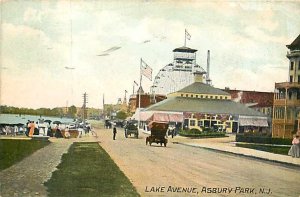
223, 89, 274, 94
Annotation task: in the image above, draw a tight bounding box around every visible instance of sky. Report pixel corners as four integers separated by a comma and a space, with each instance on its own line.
0, 0, 300, 109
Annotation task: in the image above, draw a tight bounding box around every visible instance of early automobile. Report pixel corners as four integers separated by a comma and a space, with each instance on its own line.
124, 121, 138, 138
146, 122, 168, 147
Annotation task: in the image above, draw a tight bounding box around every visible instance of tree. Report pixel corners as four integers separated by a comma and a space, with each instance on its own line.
116, 111, 127, 120
68, 105, 77, 118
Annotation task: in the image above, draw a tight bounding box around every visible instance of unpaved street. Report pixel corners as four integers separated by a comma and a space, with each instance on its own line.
95, 128, 300, 197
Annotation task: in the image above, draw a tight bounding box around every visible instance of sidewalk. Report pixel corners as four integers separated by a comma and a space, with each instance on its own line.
170, 135, 300, 167
0, 134, 97, 197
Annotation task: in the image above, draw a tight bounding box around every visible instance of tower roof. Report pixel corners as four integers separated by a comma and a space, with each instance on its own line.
286, 34, 300, 50
173, 46, 197, 53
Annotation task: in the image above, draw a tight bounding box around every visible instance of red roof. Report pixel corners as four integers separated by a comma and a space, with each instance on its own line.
223, 90, 274, 107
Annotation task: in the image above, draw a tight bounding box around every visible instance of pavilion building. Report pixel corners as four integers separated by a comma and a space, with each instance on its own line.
144, 71, 268, 133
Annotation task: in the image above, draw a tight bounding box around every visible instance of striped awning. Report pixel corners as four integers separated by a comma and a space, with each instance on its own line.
239, 115, 268, 127
147, 113, 183, 123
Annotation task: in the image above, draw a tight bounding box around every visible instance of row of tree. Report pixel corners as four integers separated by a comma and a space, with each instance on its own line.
0, 105, 77, 118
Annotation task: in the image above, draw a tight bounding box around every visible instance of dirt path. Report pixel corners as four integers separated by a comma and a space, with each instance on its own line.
0, 134, 98, 197
96, 127, 300, 197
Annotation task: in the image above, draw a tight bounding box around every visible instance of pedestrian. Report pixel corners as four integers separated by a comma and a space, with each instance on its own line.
13, 125, 18, 136
113, 126, 117, 140
28, 121, 35, 137
288, 135, 300, 158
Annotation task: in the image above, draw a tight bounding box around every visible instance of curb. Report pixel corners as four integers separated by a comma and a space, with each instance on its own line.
174, 142, 300, 169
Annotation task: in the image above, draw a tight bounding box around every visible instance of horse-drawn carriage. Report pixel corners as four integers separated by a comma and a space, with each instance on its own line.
146, 122, 168, 147
124, 121, 138, 138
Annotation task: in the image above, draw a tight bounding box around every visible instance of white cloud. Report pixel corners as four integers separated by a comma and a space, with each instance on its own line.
24, 7, 43, 23
1, 1, 299, 108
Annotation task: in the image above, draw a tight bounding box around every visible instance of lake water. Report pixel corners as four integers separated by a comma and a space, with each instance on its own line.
0, 114, 74, 125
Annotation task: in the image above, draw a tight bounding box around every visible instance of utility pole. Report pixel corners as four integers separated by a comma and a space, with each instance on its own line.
82, 92, 88, 124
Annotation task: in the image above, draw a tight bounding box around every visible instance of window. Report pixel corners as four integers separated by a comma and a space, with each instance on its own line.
205, 96, 208, 98
186, 94, 188, 97
198, 121, 203, 127
291, 62, 294, 70
191, 94, 194, 98
225, 97, 227, 99
220, 96, 223, 99
290, 75, 293, 83
210, 96, 213, 99
190, 120, 196, 126
181, 94, 183, 97
196, 95, 198, 98
215, 96, 218, 99
200, 95, 203, 98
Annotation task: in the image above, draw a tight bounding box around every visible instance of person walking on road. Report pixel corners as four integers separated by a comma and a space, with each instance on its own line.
113, 126, 117, 140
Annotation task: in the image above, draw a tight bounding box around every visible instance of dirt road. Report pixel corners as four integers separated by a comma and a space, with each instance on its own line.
95, 127, 300, 197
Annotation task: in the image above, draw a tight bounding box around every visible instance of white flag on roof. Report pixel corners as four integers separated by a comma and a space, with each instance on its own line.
185, 29, 191, 40
140, 59, 153, 81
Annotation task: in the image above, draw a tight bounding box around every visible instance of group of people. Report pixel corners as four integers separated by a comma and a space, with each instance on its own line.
288, 134, 300, 158
1, 125, 22, 136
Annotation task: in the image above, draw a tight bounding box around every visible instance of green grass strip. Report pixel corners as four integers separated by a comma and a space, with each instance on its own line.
0, 139, 50, 171
236, 143, 290, 155
44, 142, 140, 197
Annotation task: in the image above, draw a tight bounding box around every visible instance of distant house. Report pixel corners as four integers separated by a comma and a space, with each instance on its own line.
223, 89, 274, 117
128, 86, 167, 114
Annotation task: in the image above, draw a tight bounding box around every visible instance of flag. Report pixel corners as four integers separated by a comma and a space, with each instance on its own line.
185, 29, 191, 40
140, 59, 153, 81
134, 81, 138, 86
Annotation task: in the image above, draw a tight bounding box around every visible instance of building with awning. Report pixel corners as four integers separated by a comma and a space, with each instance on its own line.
144, 71, 269, 133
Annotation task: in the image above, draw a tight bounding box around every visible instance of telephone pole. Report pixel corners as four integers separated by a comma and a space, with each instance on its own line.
82, 92, 88, 124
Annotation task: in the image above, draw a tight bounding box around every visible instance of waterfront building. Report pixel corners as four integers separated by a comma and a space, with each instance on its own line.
272, 34, 300, 138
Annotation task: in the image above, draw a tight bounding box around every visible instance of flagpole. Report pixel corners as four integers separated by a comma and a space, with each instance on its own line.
184, 29, 186, 47
103, 93, 105, 119
138, 58, 142, 130
133, 82, 134, 95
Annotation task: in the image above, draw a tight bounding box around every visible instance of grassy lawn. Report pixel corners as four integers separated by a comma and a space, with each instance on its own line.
236, 143, 290, 156
0, 139, 50, 171
44, 142, 139, 197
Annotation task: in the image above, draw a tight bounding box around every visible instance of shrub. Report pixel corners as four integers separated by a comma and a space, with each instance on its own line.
236, 134, 292, 145
179, 130, 226, 138
189, 128, 201, 133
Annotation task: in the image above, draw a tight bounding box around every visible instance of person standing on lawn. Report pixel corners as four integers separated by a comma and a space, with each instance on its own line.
113, 126, 117, 140
288, 135, 300, 158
